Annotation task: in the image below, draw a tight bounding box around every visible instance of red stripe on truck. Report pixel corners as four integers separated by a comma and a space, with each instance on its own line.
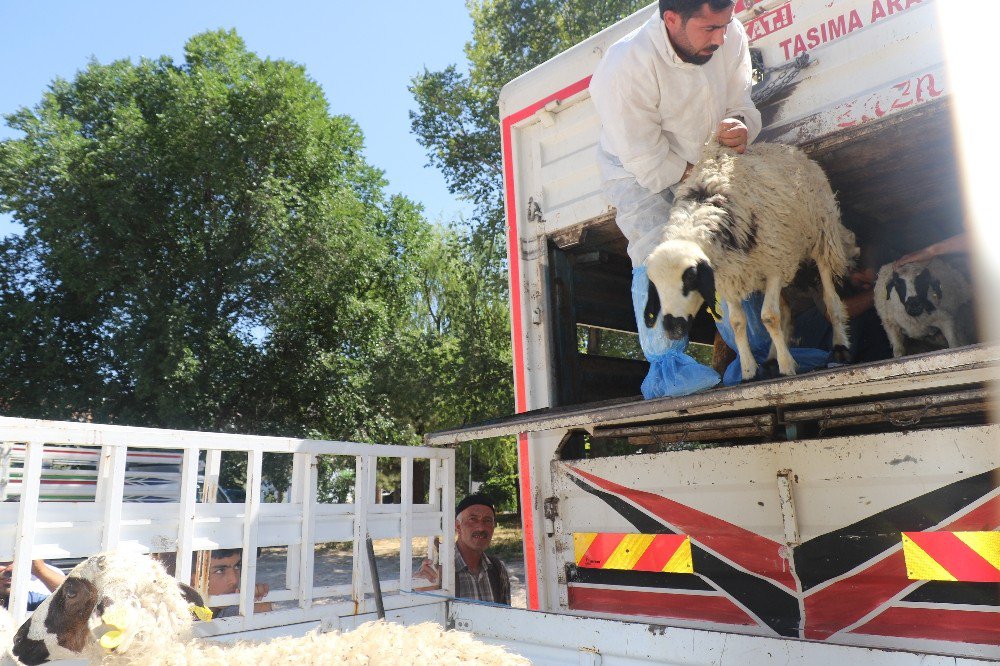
501, 75, 592, 610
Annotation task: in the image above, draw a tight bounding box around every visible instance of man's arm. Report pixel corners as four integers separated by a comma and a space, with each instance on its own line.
894, 233, 968, 267
31, 560, 65, 593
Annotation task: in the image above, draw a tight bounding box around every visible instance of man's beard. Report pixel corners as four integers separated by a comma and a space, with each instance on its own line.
679, 43, 718, 65
671, 28, 719, 65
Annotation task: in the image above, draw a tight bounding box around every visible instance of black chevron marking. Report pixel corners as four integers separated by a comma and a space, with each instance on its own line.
794, 469, 1000, 591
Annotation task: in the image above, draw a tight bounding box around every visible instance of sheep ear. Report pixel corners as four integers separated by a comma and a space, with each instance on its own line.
696, 260, 718, 319
643, 281, 660, 328
885, 274, 897, 300
177, 582, 205, 608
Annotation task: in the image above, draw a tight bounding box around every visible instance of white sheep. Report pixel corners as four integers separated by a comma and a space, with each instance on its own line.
873, 257, 974, 357
12, 551, 528, 665
2, 606, 23, 666
645, 141, 857, 381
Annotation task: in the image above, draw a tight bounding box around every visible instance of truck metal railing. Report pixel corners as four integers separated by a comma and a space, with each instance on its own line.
0, 416, 455, 634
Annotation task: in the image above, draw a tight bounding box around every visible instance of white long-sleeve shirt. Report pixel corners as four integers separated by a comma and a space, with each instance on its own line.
591, 10, 762, 264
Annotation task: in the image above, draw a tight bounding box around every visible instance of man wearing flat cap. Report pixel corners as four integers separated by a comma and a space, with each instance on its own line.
416, 492, 511, 605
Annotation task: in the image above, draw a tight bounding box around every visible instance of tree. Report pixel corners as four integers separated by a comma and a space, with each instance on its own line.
0, 30, 426, 491
408, 1, 644, 504
411, 0, 645, 242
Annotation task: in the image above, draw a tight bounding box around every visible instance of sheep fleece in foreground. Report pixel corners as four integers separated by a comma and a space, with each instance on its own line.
1, 606, 22, 666
142, 621, 530, 666
16, 551, 527, 665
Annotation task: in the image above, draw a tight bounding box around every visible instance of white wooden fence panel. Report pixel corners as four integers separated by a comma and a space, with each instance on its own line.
0, 417, 454, 630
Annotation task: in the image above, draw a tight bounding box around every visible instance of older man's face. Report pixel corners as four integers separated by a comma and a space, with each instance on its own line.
456, 505, 496, 555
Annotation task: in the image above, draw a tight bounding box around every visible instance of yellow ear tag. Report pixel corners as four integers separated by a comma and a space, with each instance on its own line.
189, 604, 213, 622
99, 630, 125, 650
98, 607, 133, 651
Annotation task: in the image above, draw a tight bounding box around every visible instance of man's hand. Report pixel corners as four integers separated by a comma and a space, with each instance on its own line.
416, 559, 441, 586
717, 118, 749, 154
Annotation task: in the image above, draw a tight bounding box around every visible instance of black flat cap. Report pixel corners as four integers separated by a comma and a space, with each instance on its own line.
456, 492, 496, 517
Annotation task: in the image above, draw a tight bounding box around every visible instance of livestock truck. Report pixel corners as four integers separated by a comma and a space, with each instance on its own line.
427, 0, 1000, 662
3, 1, 997, 664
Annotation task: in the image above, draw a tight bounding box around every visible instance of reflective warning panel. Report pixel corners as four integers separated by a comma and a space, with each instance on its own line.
573, 533, 694, 574
902, 532, 1000, 582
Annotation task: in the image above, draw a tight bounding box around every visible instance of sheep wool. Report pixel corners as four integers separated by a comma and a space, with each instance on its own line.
1, 606, 23, 666
13, 551, 529, 666
646, 141, 857, 381
873, 257, 974, 357
134, 621, 529, 666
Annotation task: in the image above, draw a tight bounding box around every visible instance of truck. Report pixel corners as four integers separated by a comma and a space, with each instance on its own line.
427, 0, 1000, 661
3, 1, 998, 664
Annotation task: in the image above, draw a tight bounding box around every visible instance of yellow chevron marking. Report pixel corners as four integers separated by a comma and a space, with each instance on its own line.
573, 532, 600, 565
902, 534, 957, 581
954, 531, 1000, 571
604, 534, 656, 570
662, 536, 694, 574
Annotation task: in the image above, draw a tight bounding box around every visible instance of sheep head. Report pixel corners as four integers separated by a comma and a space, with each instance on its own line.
645, 239, 718, 339
884, 264, 943, 317
12, 552, 206, 664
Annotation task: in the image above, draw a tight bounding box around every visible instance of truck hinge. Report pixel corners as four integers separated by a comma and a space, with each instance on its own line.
543, 496, 560, 537
776, 469, 801, 548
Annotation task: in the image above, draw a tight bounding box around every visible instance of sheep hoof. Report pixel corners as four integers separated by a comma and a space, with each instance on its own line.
832, 345, 852, 364
760, 358, 781, 379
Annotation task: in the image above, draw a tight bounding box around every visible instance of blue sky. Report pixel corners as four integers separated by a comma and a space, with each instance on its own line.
0, 1, 475, 238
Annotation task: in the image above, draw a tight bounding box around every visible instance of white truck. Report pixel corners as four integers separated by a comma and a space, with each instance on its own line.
428, 0, 1000, 662
4, 2, 998, 664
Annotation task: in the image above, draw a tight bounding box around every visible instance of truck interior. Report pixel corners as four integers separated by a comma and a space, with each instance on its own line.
544, 97, 991, 459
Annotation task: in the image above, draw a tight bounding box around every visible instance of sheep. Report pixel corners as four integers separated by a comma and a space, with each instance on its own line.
873, 257, 975, 357
12, 551, 529, 665
2, 606, 23, 666
644, 141, 858, 381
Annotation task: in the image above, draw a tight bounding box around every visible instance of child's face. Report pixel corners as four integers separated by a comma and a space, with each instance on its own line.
206, 553, 242, 596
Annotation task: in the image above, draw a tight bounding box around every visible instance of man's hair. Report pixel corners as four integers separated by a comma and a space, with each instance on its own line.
660, 0, 735, 21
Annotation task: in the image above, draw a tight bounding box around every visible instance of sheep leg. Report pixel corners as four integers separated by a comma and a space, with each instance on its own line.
817, 260, 852, 363
883, 320, 907, 357
766, 293, 794, 362
760, 277, 797, 376
938, 318, 967, 349
727, 299, 758, 381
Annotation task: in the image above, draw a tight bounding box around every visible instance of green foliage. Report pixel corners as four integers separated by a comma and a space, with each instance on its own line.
0, 30, 424, 490
408, 0, 644, 498
476, 467, 519, 512
410, 0, 645, 241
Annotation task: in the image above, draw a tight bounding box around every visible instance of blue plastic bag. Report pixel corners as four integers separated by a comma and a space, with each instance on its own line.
715, 294, 831, 386
632, 267, 721, 399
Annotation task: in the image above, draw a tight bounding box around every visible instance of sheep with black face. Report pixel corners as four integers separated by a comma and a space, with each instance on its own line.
645, 142, 858, 381
874, 257, 974, 357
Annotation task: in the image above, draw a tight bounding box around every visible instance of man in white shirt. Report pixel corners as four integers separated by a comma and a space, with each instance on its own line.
1, 559, 65, 612
590, 0, 762, 396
